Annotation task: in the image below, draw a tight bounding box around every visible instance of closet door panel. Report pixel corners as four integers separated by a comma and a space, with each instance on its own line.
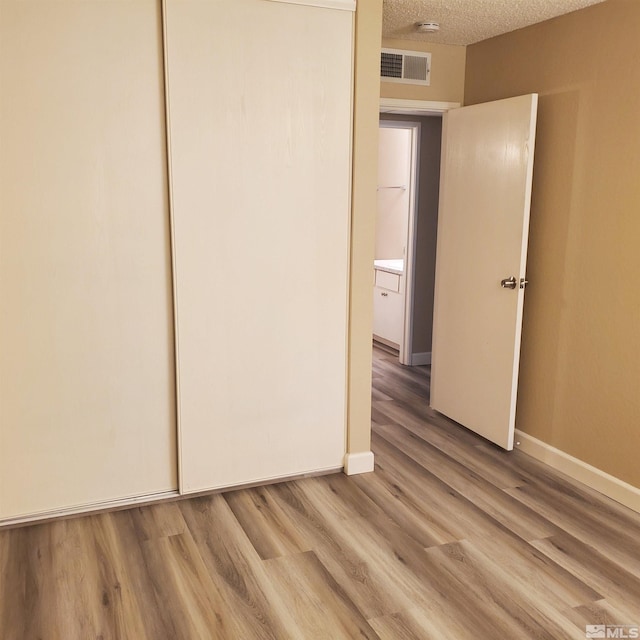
165, 0, 353, 492
0, 1, 177, 519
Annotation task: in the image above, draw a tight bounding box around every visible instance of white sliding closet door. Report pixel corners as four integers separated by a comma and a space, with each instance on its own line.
0, 1, 177, 519
165, 0, 353, 492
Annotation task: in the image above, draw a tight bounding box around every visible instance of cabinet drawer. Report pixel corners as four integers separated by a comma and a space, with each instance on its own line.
373, 287, 403, 345
375, 269, 400, 292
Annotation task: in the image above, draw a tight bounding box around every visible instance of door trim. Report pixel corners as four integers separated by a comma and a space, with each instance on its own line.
378, 120, 420, 365
380, 98, 461, 116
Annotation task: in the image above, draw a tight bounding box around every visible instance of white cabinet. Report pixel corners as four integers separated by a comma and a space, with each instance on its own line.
375, 269, 401, 292
373, 268, 404, 347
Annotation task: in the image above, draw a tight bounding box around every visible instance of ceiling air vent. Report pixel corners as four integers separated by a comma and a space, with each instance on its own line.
381, 48, 431, 86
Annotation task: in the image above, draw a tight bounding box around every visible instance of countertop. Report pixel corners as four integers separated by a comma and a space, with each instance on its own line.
374, 259, 404, 275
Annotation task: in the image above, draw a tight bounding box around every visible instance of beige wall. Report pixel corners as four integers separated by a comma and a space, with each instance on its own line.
347, 0, 383, 455
381, 38, 466, 103
466, 0, 640, 488
379, 114, 442, 356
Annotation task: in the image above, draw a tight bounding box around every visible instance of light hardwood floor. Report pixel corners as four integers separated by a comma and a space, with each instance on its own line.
1, 345, 639, 639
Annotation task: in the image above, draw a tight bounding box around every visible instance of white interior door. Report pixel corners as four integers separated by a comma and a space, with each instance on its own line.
430, 94, 538, 450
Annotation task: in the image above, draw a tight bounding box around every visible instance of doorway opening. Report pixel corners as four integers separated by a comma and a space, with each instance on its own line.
373, 121, 419, 363
372, 112, 443, 369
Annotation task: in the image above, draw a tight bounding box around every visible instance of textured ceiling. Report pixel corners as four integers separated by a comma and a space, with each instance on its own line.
383, 0, 607, 46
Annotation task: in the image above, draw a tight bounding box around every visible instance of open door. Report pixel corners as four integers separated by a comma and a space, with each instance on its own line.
430, 94, 538, 450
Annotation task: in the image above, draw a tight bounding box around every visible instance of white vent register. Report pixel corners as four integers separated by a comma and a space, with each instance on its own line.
381, 48, 431, 86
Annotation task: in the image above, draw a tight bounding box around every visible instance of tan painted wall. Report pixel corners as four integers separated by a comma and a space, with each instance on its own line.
381, 38, 466, 103
465, 0, 640, 488
347, 0, 383, 455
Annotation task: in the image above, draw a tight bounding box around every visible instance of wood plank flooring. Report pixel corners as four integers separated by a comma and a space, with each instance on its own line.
1, 344, 640, 639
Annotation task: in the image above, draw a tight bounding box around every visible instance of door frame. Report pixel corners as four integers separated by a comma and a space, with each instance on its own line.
380, 98, 460, 116
378, 99, 460, 366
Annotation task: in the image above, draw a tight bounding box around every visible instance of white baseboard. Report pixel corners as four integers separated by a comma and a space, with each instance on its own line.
515, 430, 640, 514
410, 351, 431, 366
343, 451, 375, 475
